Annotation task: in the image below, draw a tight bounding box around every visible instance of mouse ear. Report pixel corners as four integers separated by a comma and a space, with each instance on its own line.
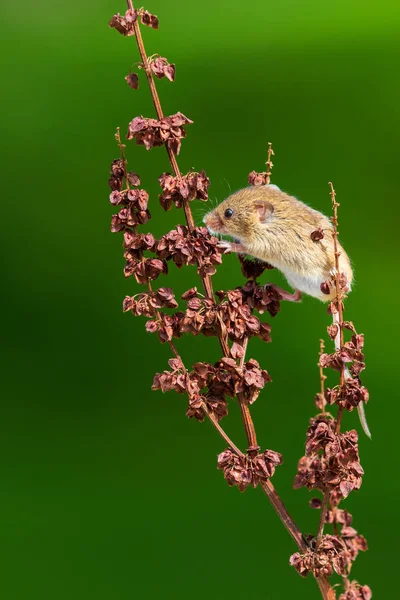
254, 200, 274, 223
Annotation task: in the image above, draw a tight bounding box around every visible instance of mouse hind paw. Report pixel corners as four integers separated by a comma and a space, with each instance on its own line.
265, 284, 302, 302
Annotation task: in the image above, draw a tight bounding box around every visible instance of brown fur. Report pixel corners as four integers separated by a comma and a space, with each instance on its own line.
204, 185, 353, 301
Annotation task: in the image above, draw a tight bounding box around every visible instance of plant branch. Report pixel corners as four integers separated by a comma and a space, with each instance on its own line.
317, 577, 337, 600
318, 338, 327, 414
260, 480, 308, 551
201, 404, 244, 456
329, 182, 345, 434
316, 492, 329, 547
265, 141, 274, 185
121, 6, 336, 597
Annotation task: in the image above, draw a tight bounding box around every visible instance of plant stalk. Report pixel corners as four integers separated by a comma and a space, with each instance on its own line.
123, 4, 336, 596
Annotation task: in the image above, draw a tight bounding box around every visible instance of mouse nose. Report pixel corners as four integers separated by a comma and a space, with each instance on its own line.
204, 211, 215, 226
204, 212, 224, 234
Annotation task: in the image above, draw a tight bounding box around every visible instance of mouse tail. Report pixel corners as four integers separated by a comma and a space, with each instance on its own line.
332, 312, 371, 439
357, 402, 372, 439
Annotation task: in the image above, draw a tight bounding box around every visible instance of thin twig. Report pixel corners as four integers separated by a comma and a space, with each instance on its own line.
261, 480, 308, 551
319, 338, 327, 414
202, 404, 244, 456
265, 142, 274, 185
316, 491, 329, 547
329, 182, 345, 434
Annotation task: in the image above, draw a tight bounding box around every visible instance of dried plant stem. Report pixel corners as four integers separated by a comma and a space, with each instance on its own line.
317, 578, 337, 600
329, 182, 345, 434
127, 2, 213, 303
123, 5, 336, 597
126, 0, 214, 302
201, 404, 244, 456
239, 402, 258, 446
265, 142, 274, 185
237, 337, 258, 446
319, 339, 327, 414
316, 491, 329, 546
260, 480, 308, 551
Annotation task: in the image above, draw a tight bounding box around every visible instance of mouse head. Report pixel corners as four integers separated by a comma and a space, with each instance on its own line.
204, 185, 278, 242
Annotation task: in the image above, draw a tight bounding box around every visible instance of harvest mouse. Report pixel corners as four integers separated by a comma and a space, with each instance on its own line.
204, 184, 370, 438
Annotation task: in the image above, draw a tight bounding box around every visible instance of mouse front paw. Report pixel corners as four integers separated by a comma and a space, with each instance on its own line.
217, 240, 234, 254
217, 240, 246, 254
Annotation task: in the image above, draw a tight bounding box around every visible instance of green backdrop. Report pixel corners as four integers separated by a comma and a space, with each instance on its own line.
2, 0, 399, 598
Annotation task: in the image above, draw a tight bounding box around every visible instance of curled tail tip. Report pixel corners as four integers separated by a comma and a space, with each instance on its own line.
363, 425, 372, 440
357, 403, 372, 439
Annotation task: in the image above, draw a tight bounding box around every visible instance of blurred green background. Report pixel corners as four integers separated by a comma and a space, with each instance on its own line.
1, 0, 399, 597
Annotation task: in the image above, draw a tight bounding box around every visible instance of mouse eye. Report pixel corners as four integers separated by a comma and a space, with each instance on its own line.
224, 208, 234, 219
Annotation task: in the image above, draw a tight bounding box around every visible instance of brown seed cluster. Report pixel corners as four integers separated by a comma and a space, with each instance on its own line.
156, 225, 222, 275
301, 499, 369, 584
125, 72, 139, 89
237, 254, 274, 280
149, 56, 176, 81
218, 446, 282, 491
127, 113, 193, 155
109, 8, 159, 35
122, 272, 281, 348
294, 416, 363, 499
248, 171, 270, 186
159, 171, 210, 211
321, 332, 368, 410
109, 9, 137, 36
290, 535, 350, 578
108, 158, 140, 191
126, 56, 175, 91
338, 582, 372, 600
153, 355, 271, 421
123, 288, 178, 316
291, 209, 370, 595
164, 284, 279, 343
140, 9, 159, 29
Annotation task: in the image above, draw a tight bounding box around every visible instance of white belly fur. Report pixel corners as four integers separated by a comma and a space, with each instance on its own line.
282, 267, 326, 300
278, 264, 351, 301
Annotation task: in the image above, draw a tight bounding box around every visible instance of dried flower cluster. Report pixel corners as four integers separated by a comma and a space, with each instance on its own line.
158, 171, 209, 210
126, 57, 175, 90
109, 3, 282, 464
218, 446, 282, 491
290, 534, 350, 578
156, 225, 222, 274
149, 56, 175, 81
152, 351, 271, 418
290, 186, 370, 596
109, 8, 137, 36
127, 113, 193, 154
338, 582, 372, 600
293, 417, 363, 499
108, 4, 370, 599
109, 7, 158, 36
123, 278, 280, 348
